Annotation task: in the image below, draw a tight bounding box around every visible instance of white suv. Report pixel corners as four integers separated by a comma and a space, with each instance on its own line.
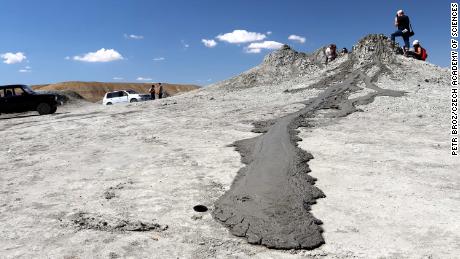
103, 90, 148, 105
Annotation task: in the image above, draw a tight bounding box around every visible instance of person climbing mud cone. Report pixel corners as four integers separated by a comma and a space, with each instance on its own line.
391, 10, 413, 51
325, 44, 337, 64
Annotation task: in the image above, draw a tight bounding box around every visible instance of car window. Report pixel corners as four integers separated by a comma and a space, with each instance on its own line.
13, 87, 25, 96
4, 89, 14, 97
122, 91, 128, 96
107, 93, 113, 98
0, 89, 5, 98
22, 85, 35, 94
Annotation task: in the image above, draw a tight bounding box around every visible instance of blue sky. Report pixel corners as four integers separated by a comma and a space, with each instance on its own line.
0, 0, 453, 86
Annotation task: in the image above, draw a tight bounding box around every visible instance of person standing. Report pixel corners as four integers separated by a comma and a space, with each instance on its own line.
158, 83, 164, 99
325, 44, 337, 64
391, 10, 412, 50
149, 84, 155, 100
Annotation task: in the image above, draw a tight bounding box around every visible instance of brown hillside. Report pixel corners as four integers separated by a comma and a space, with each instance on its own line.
32, 81, 200, 103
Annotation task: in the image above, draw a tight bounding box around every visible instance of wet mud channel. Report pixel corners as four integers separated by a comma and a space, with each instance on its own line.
213, 36, 406, 249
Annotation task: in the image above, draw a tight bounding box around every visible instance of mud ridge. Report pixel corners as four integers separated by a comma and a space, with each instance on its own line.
104, 180, 134, 200
67, 212, 168, 232
213, 35, 406, 249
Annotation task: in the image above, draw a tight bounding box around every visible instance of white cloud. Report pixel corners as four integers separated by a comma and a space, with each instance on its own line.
267, 31, 272, 35
124, 34, 144, 40
181, 40, 189, 49
246, 41, 284, 53
196, 78, 213, 83
216, 30, 266, 44
1, 52, 27, 64
65, 56, 71, 60
153, 57, 165, 61
202, 39, 217, 48
19, 66, 32, 72
288, 34, 306, 44
137, 77, 153, 81
19, 66, 32, 73
113, 77, 124, 80
246, 48, 261, 54
73, 48, 124, 62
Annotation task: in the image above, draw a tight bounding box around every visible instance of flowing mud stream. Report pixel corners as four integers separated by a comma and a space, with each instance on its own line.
213, 38, 406, 249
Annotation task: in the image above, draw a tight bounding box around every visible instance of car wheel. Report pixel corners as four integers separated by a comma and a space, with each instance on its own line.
50, 106, 57, 114
106, 102, 113, 105
37, 103, 52, 115
130, 99, 138, 103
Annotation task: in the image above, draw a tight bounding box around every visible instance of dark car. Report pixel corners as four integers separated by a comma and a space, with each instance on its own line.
0, 84, 58, 115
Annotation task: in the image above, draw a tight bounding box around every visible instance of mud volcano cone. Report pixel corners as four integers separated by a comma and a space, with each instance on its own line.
212, 34, 406, 250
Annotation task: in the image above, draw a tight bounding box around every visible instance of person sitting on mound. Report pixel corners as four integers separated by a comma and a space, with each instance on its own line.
405, 40, 428, 61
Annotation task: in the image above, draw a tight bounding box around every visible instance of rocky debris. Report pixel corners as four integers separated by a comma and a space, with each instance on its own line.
104, 191, 116, 200
161, 100, 177, 106
68, 212, 168, 232
191, 215, 203, 221
352, 34, 398, 64
103, 180, 134, 200
108, 252, 120, 259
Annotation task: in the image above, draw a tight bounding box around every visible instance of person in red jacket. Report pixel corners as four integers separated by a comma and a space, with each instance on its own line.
405, 40, 428, 61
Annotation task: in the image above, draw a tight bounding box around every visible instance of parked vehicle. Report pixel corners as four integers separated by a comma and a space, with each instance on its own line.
0, 84, 58, 115
102, 90, 150, 105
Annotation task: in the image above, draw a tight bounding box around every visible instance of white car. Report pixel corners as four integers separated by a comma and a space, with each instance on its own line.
102, 90, 149, 105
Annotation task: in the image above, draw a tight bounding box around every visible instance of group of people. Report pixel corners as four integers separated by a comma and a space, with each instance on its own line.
325, 9, 427, 64
149, 83, 164, 100
391, 9, 428, 61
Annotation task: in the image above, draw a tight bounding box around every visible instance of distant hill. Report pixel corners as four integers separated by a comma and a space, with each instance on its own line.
32, 81, 200, 103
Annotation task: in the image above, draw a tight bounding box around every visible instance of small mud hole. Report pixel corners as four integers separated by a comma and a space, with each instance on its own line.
193, 205, 208, 212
